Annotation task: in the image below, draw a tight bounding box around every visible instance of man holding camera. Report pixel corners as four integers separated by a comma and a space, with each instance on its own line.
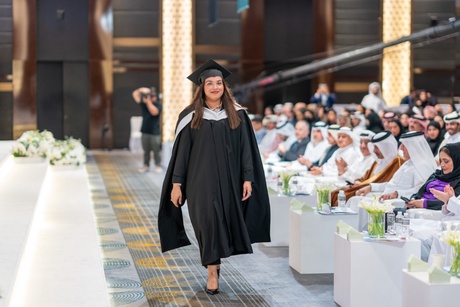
132, 86, 162, 173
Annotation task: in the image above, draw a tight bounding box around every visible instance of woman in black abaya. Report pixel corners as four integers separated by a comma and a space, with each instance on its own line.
158, 59, 270, 295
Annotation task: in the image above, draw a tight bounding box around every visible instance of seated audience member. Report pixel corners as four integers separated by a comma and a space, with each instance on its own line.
337, 113, 352, 129
262, 119, 295, 160
440, 111, 460, 147
296, 121, 330, 169
423, 105, 438, 120
388, 119, 405, 145
331, 131, 402, 206
399, 113, 410, 131
264, 106, 274, 116
326, 108, 337, 125
350, 112, 367, 136
381, 112, 398, 130
400, 89, 417, 106
406, 143, 460, 210
251, 114, 266, 144
365, 110, 384, 133
354, 131, 436, 201
408, 114, 429, 136
278, 120, 310, 161
410, 144, 460, 261
426, 121, 444, 156
310, 83, 336, 109
337, 130, 376, 183
433, 114, 446, 136
308, 125, 340, 169
258, 115, 278, 153
415, 89, 434, 108
361, 82, 387, 115
310, 126, 362, 177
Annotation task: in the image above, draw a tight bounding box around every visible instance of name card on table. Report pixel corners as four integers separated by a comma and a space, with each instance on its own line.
346, 228, 364, 241
407, 254, 430, 272
290, 198, 314, 213
428, 266, 451, 284
336, 220, 352, 234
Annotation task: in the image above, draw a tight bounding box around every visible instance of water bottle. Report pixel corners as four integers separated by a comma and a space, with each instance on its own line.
338, 190, 346, 208
267, 166, 273, 179
277, 176, 283, 196
290, 177, 298, 195
402, 212, 410, 239
395, 211, 403, 237
386, 210, 395, 235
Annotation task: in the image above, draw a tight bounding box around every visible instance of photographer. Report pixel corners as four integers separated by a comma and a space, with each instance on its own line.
132, 86, 162, 173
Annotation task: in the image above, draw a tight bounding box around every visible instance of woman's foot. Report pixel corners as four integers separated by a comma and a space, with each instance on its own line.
206, 265, 219, 295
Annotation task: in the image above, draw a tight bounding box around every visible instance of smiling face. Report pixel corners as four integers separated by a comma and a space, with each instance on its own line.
439, 150, 453, 175
203, 76, 224, 103
337, 133, 353, 148
446, 121, 460, 136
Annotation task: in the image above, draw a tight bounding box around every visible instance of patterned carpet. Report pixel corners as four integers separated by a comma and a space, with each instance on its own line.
87, 150, 336, 307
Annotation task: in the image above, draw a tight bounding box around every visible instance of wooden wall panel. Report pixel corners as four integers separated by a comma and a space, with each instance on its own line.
0, 0, 13, 139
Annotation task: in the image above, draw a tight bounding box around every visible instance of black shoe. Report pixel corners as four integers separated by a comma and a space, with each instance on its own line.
205, 287, 219, 295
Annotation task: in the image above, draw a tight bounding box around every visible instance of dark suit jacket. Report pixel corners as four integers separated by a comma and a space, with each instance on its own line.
280, 136, 310, 161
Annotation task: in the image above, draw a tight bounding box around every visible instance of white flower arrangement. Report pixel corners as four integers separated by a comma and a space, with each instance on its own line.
440, 230, 460, 275
11, 130, 55, 158
49, 137, 86, 166
358, 196, 394, 214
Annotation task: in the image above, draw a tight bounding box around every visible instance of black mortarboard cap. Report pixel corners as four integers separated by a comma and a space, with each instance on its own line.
187, 59, 231, 85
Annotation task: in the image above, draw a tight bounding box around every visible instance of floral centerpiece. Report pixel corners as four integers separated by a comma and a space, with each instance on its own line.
278, 170, 298, 195
358, 196, 394, 238
440, 230, 460, 276
11, 130, 55, 158
315, 182, 335, 210
49, 137, 86, 166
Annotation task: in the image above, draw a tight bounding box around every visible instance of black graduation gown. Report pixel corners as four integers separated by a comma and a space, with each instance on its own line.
158, 107, 271, 266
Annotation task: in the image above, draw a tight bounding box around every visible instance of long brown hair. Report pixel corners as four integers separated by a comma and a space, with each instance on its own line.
189, 79, 241, 129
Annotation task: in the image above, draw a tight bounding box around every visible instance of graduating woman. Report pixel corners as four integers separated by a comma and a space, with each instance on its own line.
158, 59, 270, 295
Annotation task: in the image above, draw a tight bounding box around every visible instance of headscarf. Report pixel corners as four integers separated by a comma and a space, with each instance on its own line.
433, 143, 460, 182
276, 121, 294, 137
444, 111, 460, 124
369, 131, 399, 174
409, 114, 429, 136
312, 121, 329, 143
365, 110, 384, 133
388, 119, 404, 143
337, 126, 360, 149
399, 131, 437, 181
426, 120, 443, 155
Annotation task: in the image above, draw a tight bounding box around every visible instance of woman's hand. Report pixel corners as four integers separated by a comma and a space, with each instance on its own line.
170, 184, 182, 207
356, 185, 371, 196
242, 181, 252, 201
406, 199, 424, 208
430, 188, 451, 204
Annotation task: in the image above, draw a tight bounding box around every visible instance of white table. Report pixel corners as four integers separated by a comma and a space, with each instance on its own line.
289, 209, 359, 274
334, 234, 421, 307
266, 194, 316, 246
402, 270, 460, 307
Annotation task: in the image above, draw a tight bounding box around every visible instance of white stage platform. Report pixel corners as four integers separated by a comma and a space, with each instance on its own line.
0, 141, 109, 307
